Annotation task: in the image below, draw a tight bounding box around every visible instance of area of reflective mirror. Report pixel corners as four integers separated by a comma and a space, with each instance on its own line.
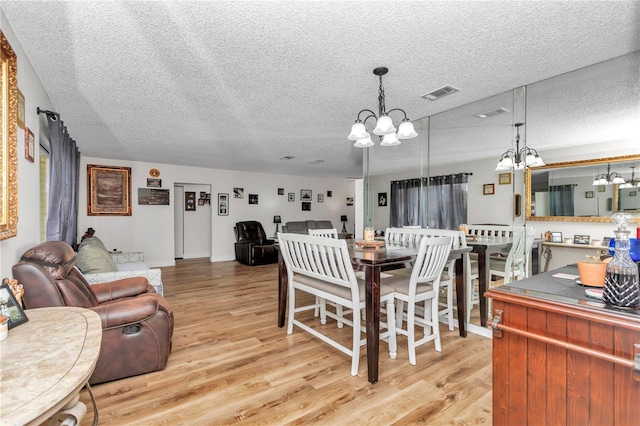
526, 155, 640, 222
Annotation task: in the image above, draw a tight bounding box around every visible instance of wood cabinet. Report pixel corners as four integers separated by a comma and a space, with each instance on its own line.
486, 268, 640, 425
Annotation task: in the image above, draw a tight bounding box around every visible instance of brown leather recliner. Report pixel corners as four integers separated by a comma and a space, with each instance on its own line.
12, 241, 174, 384
234, 221, 279, 266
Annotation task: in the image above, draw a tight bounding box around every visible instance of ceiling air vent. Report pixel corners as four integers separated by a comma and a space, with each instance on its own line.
474, 107, 510, 119
308, 160, 324, 164
421, 85, 459, 101
279, 156, 296, 160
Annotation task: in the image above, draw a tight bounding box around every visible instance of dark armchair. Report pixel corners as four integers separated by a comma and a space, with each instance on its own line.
12, 241, 174, 384
234, 221, 279, 266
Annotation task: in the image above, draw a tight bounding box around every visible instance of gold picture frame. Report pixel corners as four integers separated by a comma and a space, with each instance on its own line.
17, 88, 25, 129
1, 31, 18, 241
87, 164, 132, 216
498, 172, 511, 185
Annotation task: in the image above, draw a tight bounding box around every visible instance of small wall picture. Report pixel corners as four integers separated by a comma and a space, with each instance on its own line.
218, 193, 229, 215
317, 194, 324, 203
300, 189, 312, 201
378, 192, 387, 206
498, 173, 511, 185
302, 202, 311, 211
550, 232, 563, 243
585, 191, 594, 198
574, 234, 590, 245
185, 191, 196, 211
25, 127, 35, 162
248, 194, 259, 205
278, 188, 284, 195
147, 178, 162, 188
327, 190, 333, 197
602, 236, 612, 246
288, 193, 295, 202
630, 191, 637, 197
198, 199, 205, 206
233, 187, 244, 199
346, 197, 354, 206
483, 184, 495, 195
597, 185, 606, 192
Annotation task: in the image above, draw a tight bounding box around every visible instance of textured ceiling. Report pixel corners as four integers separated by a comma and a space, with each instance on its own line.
2, 1, 639, 177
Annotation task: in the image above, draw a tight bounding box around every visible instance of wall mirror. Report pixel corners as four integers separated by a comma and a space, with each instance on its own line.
526, 154, 640, 222
1, 31, 18, 240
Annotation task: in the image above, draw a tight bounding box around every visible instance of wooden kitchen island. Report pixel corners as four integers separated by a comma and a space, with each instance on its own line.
486, 265, 640, 426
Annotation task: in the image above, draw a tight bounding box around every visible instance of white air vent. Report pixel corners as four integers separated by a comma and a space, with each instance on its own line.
308, 160, 324, 164
474, 107, 510, 119
421, 85, 459, 101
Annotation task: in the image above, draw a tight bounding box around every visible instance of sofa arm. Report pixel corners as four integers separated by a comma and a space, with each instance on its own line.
93, 296, 159, 329
84, 268, 164, 295
110, 251, 144, 263
92, 277, 155, 303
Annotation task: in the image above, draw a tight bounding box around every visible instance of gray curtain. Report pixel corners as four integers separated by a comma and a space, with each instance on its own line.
45, 113, 81, 247
549, 184, 575, 216
390, 173, 469, 229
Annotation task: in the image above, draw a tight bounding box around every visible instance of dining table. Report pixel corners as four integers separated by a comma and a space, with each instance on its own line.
277, 241, 471, 384
465, 236, 513, 327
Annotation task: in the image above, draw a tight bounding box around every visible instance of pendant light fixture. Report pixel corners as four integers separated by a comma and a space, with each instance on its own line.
348, 67, 418, 148
495, 123, 545, 171
592, 163, 626, 185
618, 166, 640, 188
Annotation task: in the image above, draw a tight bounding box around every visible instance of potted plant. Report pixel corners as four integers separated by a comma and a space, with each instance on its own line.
577, 255, 608, 287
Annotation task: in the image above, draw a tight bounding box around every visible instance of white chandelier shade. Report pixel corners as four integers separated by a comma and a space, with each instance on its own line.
349, 67, 418, 148
594, 163, 631, 186
494, 123, 545, 171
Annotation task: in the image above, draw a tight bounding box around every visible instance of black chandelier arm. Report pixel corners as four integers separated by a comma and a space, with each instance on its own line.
385, 108, 409, 120
355, 109, 377, 123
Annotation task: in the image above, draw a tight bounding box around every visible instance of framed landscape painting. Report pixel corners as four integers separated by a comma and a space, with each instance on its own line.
87, 164, 132, 216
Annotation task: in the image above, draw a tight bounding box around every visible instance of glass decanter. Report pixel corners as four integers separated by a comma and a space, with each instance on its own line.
602, 213, 640, 309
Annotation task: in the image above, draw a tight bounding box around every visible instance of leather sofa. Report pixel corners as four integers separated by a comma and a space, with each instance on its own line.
282, 220, 351, 239
234, 221, 279, 266
12, 241, 174, 384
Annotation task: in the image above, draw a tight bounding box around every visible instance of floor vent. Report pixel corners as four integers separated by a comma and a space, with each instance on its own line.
421, 85, 459, 101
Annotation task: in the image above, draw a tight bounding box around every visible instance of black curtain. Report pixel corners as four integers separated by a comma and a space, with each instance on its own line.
390, 173, 470, 229
549, 184, 575, 216
45, 112, 80, 247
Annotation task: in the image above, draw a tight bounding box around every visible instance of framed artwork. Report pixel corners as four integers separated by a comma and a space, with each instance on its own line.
317, 194, 324, 203
200, 191, 206, 198
585, 191, 594, 198
0, 281, 28, 329
198, 199, 205, 206
87, 164, 132, 216
498, 173, 511, 185
147, 178, 162, 188
327, 190, 333, 197
218, 193, 229, 215
24, 127, 34, 162
574, 234, 590, 245
346, 197, 354, 206
378, 192, 387, 206
300, 189, 312, 201
597, 185, 606, 192
483, 184, 495, 195
602, 236, 612, 246
630, 191, 637, 197
278, 188, 284, 195
550, 232, 563, 243
249, 194, 259, 205
185, 191, 196, 211
17, 88, 25, 129
302, 202, 311, 211
138, 188, 170, 205
288, 193, 295, 202
233, 187, 244, 199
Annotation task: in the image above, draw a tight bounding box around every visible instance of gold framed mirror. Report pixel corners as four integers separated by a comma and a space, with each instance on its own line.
526, 154, 640, 223
1, 31, 18, 240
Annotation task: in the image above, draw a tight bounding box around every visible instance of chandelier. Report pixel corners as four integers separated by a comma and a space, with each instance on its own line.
619, 166, 640, 188
592, 163, 626, 185
495, 123, 545, 171
348, 67, 418, 148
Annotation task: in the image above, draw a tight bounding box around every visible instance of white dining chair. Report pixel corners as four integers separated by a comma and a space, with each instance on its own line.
385, 236, 453, 365
278, 233, 397, 376
308, 228, 339, 238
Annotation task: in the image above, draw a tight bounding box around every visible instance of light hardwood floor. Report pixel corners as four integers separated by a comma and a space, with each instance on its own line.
79, 258, 492, 425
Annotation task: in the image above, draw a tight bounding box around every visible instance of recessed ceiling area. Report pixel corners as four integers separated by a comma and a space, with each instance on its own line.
2, 1, 639, 177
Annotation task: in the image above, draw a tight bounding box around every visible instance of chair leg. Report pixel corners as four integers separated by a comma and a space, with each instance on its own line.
407, 302, 417, 366
336, 304, 344, 329
431, 297, 442, 352
395, 300, 405, 329
287, 287, 296, 334
385, 298, 397, 360
351, 304, 361, 376
446, 283, 454, 331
